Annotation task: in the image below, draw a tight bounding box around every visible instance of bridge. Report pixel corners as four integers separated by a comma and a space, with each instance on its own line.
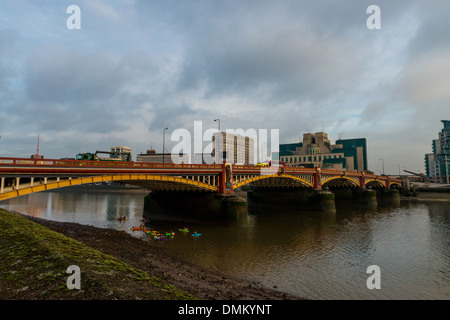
0, 157, 403, 201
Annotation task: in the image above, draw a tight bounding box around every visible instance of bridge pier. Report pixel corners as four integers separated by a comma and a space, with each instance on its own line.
143, 191, 248, 225
331, 188, 377, 205
247, 189, 336, 212
330, 187, 402, 210
332, 189, 354, 201
352, 188, 378, 206
330, 188, 378, 211
376, 189, 401, 207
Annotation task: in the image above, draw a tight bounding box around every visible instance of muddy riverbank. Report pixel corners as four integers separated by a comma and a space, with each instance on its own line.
7, 210, 302, 300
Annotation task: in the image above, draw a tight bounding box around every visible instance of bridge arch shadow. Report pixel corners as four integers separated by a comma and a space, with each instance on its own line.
234, 174, 313, 189
389, 182, 403, 189
321, 176, 359, 189
365, 179, 386, 189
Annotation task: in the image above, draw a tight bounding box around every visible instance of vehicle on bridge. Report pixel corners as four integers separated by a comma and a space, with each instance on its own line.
256, 162, 270, 167
256, 160, 286, 168
269, 160, 286, 168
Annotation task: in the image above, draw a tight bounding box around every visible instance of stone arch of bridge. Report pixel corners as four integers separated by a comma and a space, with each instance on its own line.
321, 176, 360, 188
365, 179, 386, 188
234, 174, 314, 189
389, 181, 402, 189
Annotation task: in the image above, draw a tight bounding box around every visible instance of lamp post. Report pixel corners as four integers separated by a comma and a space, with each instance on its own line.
397, 164, 401, 176
379, 158, 385, 176
214, 119, 220, 132
163, 127, 168, 164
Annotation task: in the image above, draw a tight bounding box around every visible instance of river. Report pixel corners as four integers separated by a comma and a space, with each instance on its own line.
1, 188, 449, 300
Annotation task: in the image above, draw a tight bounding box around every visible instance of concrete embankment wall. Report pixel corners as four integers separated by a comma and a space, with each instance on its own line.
402, 188, 450, 202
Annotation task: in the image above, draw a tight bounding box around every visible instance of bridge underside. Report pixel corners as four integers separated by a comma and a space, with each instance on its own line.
322, 178, 359, 189
0, 174, 215, 201
242, 175, 313, 189
127, 180, 214, 192
241, 176, 402, 190
321, 177, 402, 190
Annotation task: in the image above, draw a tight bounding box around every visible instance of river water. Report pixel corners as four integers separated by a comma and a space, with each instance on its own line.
1, 189, 449, 300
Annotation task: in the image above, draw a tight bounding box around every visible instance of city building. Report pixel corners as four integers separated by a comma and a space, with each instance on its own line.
110, 146, 132, 161
193, 153, 215, 164
334, 138, 368, 172
425, 120, 450, 184
136, 148, 189, 164
212, 132, 255, 165
280, 132, 367, 172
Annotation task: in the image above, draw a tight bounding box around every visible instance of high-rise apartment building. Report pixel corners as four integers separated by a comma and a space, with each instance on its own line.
425, 120, 450, 184
212, 132, 255, 165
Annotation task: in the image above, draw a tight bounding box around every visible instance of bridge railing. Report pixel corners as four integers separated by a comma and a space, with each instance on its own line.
0, 157, 404, 185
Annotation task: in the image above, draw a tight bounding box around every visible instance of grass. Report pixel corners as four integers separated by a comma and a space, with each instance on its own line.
0, 208, 197, 300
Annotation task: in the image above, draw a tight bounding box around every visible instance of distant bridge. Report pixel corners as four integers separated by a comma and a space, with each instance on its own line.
0, 157, 403, 201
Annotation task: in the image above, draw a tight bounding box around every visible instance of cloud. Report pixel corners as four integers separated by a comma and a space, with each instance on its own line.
400, 52, 450, 106
0, 0, 449, 173
175, 2, 367, 100
83, 0, 122, 21
25, 47, 125, 103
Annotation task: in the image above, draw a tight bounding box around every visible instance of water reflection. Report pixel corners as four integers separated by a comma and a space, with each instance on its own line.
0, 190, 449, 299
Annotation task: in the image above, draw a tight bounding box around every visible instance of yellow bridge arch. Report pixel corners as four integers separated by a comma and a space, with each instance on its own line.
234, 174, 314, 189
0, 174, 217, 201
365, 179, 386, 188
389, 181, 402, 188
321, 176, 359, 187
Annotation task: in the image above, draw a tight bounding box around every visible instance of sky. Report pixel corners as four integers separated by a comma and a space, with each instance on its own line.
0, 0, 449, 175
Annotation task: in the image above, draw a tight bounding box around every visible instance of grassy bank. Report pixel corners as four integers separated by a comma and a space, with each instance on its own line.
0, 208, 195, 300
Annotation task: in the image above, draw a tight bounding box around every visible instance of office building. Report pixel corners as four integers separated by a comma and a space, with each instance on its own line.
280, 132, 367, 171
136, 148, 189, 164
212, 132, 255, 165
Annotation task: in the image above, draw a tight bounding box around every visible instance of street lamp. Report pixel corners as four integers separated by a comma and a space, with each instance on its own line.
214, 119, 220, 132
379, 158, 385, 175
397, 164, 401, 176
163, 127, 168, 164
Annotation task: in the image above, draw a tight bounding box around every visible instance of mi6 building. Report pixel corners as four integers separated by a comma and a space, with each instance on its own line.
280, 132, 367, 172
